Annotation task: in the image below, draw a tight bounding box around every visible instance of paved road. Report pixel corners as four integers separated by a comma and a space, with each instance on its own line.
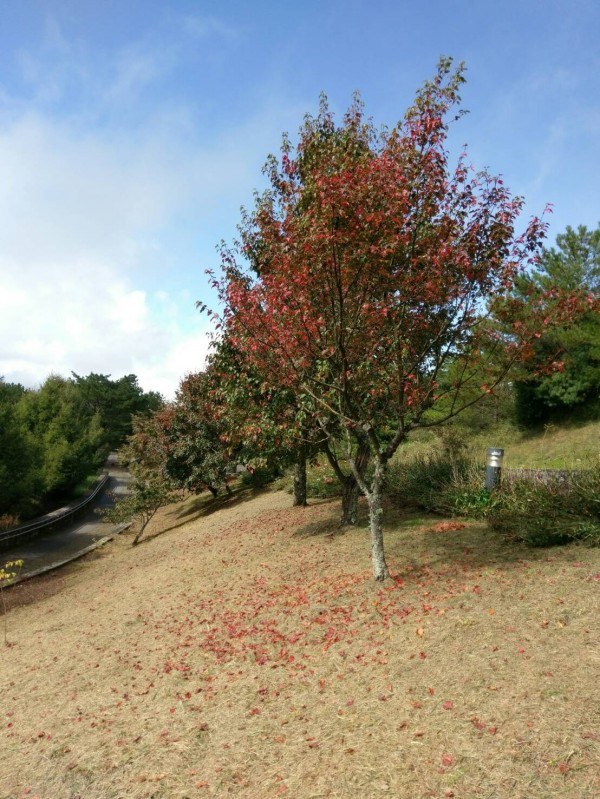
1, 464, 132, 582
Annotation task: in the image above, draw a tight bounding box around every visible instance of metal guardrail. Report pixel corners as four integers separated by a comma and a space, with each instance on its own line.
0, 473, 111, 546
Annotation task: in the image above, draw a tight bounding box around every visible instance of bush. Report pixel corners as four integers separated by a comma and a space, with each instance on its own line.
452, 486, 492, 517
386, 449, 488, 517
487, 464, 600, 546
387, 432, 600, 548
303, 460, 343, 499
238, 462, 283, 488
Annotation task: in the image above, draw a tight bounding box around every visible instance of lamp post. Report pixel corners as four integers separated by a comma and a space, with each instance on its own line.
485, 447, 504, 490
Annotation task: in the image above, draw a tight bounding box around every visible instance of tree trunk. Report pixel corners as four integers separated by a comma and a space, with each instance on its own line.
366, 457, 389, 581
340, 477, 359, 525
132, 511, 154, 545
334, 438, 370, 526
292, 448, 308, 507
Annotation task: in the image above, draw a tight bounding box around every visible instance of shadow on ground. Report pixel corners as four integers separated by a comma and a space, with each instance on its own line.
132, 484, 273, 546
289, 495, 568, 576
291, 500, 364, 538
391, 514, 570, 576
174, 485, 263, 520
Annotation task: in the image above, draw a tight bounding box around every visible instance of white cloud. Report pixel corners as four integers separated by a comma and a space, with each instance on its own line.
0, 107, 212, 398
0, 250, 212, 398
134, 329, 213, 399
0, 115, 178, 264
109, 289, 149, 335
0, 101, 282, 397
0, 17, 306, 399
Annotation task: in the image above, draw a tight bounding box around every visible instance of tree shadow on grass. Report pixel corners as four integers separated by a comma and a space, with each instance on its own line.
132, 485, 274, 546
249, 488, 558, 574
173, 486, 259, 520
292, 515, 346, 539
391, 516, 562, 576
290, 497, 350, 539
292, 498, 432, 540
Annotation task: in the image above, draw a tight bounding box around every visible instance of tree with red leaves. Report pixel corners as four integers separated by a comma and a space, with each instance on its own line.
213, 58, 584, 580
205, 332, 368, 519
205, 335, 312, 504
100, 410, 182, 545
103, 370, 238, 545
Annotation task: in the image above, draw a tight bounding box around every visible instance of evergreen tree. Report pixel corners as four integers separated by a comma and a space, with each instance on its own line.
0, 380, 42, 519
71, 372, 163, 450
514, 224, 600, 425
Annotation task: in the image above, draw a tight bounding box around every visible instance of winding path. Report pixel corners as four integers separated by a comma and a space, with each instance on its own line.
1, 461, 132, 583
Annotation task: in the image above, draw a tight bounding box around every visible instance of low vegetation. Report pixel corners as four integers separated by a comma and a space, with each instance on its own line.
487, 466, 600, 547
293, 420, 600, 549
390, 423, 600, 547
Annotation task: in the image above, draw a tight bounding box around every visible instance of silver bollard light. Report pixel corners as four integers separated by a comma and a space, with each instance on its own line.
485, 447, 504, 490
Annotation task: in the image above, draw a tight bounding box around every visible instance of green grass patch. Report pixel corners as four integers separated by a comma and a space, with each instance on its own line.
388, 418, 600, 470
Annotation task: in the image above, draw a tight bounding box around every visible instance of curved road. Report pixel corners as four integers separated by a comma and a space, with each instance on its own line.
1, 462, 132, 583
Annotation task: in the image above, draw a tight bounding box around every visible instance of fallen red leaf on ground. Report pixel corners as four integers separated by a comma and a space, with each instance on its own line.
430, 522, 466, 533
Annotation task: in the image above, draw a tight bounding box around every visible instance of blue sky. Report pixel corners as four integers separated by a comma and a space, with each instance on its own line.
1, 0, 598, 397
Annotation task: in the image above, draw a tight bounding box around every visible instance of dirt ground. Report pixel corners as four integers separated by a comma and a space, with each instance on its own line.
1, 487, 599, 798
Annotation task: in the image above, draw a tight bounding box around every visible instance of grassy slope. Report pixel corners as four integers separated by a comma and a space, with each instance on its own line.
497, 419, 600, 469
391, 419, 600, 470
2, 487, 599, 799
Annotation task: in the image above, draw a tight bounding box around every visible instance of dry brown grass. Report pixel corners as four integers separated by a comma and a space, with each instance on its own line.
1, 488, 599, 799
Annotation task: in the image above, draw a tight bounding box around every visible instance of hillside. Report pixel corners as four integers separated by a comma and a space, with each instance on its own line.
2, 485, 599, 798
398, 418, 600, 470
498, 419, 600, 469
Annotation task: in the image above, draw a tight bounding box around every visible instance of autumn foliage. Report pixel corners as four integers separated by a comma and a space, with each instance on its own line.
210, 58, 587, 580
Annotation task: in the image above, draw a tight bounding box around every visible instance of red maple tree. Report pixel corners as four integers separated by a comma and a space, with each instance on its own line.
213, 58, 582, 580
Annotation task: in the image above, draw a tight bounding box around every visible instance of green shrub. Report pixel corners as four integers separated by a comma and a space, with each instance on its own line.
239, 462, 283, 488
452, 486, 492, 517
487, 464, 600, 546
306, 470, 342, 499
386, 450, 488, 517
387, 430, 600, 547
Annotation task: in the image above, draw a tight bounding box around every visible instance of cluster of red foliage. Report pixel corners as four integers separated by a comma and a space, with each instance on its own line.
206, 59, 591, 580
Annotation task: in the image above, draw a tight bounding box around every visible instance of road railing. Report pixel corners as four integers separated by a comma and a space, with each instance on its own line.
0, 473, 111, 548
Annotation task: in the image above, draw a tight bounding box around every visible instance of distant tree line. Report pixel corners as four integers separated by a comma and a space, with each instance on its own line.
0, 372, 162, 525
